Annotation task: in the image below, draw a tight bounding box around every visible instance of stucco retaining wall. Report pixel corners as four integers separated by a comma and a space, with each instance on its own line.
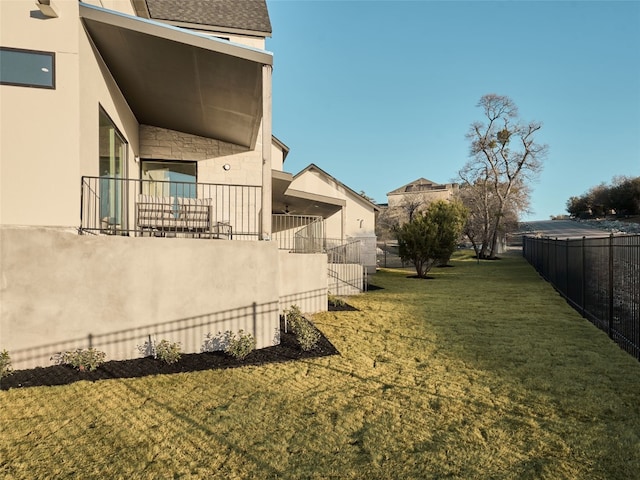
1, 227, 294, 369
278, 251, 328, 315
328, 264, 364, 296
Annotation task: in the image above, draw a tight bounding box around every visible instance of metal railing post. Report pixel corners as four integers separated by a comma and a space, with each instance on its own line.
608, 234, 614, 338
581, 236, 586, 318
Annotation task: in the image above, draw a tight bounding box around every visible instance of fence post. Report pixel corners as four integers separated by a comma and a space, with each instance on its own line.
581, 236, 586, 318
384, 242, 387, 268
88, 333, 93, 349
608, 234, 614, 338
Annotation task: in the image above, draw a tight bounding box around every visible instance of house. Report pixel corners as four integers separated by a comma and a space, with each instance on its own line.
383, 178, 459, 224
0, 0, 331, 369
387, 178, 459, 209
271, 159, 376, 294
286, 164, 379, 277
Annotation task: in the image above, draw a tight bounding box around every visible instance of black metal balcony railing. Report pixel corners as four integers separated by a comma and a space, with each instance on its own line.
81, 176, 261, 240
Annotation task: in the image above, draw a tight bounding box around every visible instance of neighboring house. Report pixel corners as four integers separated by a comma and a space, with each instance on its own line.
376, 178, 459, 241
387, 178, 459, 210
286, 164, 379, 276
271, 158, 376, 294
0, 0, 329, 369
382, 178, 459, 224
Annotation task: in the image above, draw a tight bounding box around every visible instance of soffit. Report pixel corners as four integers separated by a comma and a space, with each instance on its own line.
273, 187, 344, 218
80, 3, 272, 148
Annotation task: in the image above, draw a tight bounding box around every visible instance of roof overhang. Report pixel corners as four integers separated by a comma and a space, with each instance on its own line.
272, 170, 344, 218
274, 189, 344, 219
80, 3, 273, 148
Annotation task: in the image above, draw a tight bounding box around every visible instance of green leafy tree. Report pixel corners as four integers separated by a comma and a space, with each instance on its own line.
609, 176, 640, 215
394, 200, 468, 278
565, 176, 640, 217
566, 195, 591, 217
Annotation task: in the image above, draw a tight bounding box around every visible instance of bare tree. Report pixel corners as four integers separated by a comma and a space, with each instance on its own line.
460, 94, 546, 257
399, 194, 428, 223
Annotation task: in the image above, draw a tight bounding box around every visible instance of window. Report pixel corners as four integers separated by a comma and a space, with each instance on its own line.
99, 108, 127, 231
141, 160, 197, 198
0, 47, 55, 89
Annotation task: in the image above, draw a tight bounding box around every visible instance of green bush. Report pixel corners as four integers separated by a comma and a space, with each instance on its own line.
155, 340, 181, 364
328, 293, 346, 308
51, 348, 106, 372
223, 330, 256, 360
138, 338, 182, 364
0, 349, 14, 383
286, 305, 320, 351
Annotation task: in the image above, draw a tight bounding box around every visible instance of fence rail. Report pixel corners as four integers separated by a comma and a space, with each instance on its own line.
81, 176, 261, 240
523, 234, 640, 361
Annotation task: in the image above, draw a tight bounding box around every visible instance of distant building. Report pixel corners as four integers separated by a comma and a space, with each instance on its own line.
387, 178, 459, 210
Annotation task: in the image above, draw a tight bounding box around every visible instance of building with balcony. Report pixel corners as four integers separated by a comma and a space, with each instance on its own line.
0, 0, 365, 369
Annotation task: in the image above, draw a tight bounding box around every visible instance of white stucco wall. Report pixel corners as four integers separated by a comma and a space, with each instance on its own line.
270, 140, 286, 172
328, 264, 364, 296
0, 0, 140, 228
291, 168, 376, 239
278, 251, 328, 315
1, 227, 284, 369
1, 0, 81, 227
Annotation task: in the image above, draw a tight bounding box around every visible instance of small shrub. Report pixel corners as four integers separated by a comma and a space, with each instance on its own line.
52, 348, 106, 372
155, 340, 181, 364
284, 304, 303, 331
328, 293, 346, 308
223, 330, 256, 360
202, 330, 256, 360
138, 338, 181, 364
202, 331, 255, 359
0, 349, 14, 383
286, 305, 320, 351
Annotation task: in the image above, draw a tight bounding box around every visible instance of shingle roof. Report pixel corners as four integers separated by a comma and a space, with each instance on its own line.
142, 0, 272, 35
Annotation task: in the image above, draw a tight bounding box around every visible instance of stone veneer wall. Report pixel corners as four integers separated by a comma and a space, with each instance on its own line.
138, 125, 263, 186
139, 125, 249, 161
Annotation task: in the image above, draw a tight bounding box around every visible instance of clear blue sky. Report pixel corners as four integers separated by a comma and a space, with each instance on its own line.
265, 0, 640, 221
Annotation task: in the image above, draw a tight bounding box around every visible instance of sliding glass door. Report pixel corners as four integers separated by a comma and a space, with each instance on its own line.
99, 108, 127, 233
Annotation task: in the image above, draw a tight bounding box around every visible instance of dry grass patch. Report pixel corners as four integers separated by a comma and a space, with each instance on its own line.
1, 252, 639, 479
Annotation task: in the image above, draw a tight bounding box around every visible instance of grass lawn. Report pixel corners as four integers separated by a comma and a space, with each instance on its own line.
1, 251, 639, 479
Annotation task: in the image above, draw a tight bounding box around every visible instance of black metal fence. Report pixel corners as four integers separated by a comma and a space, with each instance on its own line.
523, 234, 640, 361
376, 241, 407, 268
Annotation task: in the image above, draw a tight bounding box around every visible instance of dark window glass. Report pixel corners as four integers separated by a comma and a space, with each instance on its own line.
0, 47, 55, 89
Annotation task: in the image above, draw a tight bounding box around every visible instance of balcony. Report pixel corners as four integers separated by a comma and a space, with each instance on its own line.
80, 176, 261, 240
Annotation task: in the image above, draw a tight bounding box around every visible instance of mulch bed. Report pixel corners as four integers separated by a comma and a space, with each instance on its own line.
1, 324, 339, 391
